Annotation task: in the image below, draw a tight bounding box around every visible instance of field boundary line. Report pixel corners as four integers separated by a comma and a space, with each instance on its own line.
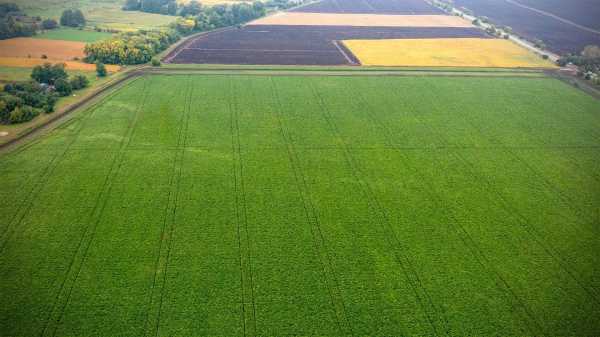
140, 77, 193, 337
229, 76, 257, 336
268, 77, 354, 336
0, 77, 141, 256
332, 41, 359, 65
349, 78, 544, 335
307, 78, 444, 337
41, 78, 150, 337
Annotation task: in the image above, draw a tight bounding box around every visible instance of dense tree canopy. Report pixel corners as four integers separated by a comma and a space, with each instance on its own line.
0, 3, 40, 40
60, 9, 85, 27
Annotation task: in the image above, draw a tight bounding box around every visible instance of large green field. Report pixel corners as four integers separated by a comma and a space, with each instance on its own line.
1, 74, 599, 336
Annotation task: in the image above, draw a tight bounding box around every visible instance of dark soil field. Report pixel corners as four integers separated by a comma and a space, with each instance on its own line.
167, 25, 488, 65
454, 0, 600, 55
517, 0, 600, 31
292, 0, 442, 14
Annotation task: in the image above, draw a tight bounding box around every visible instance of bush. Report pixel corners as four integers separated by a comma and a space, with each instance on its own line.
41, 18, 58, 30
60, 9, 85, 27
54, 78, 72, 96
69, 74, 89, 90
9, 105, 40, 123
151, 58, 161, 66
96, 62, 107, 77
31, 63, 68, 85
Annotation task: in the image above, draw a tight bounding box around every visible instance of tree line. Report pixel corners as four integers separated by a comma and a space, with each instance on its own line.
0, 63, 89, 124
85, 0, 305, 65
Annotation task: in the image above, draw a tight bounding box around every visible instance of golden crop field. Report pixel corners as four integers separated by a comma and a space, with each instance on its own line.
343, 38, 557, 68
0, 38, 86, 60
248, 13, 473, 27
0, 57, 121, 72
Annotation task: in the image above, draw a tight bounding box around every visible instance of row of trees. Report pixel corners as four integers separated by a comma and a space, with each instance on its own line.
84, 29, 180, 65
124, 0, 301, 18
85, 0, 304, 65
0, 63, 89, 124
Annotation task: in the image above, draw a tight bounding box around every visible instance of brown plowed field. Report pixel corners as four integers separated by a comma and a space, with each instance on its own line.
248, 13, 473, 27
453, 0, 600, 54
166, 25, 488, 65
292, 0, 442, 14
0, 38, 86, 61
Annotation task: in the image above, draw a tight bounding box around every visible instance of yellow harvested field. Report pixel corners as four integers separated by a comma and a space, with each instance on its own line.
0, 38, 86, 61
248, 12, 473, 27
0, 57, 120, 72
343, 38, 557, 68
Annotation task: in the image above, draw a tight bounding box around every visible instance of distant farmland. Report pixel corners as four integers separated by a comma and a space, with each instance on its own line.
166, 25, 488, 65
453, 0, 600, 54
1, 74, 599, 336
291, 0, 443, 14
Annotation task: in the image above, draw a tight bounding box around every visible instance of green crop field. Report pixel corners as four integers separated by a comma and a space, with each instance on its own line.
0, 0, 177, 31
0, 74, 599, 336
36, 28, 113, 43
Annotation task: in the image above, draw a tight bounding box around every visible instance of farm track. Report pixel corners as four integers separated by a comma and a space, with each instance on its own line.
269, 77, 353, 335
40, 77, 151, 337
144, 76, 194, 337
307, 78, 445, 336
230, 77, 258, 336
345, 79, 545, 335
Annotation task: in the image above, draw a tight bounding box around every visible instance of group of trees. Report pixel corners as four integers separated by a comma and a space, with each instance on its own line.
558, 45, 600, 84
87, 0, 303, 65
173, 1, 266, 33
84, 29, 180, 65
1, 3, 87, 40
0, 3, 39, 39
0, 63, 89, 124
60, 9, 85, 27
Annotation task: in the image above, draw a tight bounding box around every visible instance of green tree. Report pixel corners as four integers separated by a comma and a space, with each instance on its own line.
96, 62, 107, 77
69, 74, 89, 90
54, 78, 72, 96
31, 63, 68, 85
41, 18, 58, 29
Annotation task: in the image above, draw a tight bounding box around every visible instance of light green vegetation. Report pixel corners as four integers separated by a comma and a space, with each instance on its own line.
85, 6, 177, 31
36, 28, 113, 43
1, 74, 599, 336
0, 67, 34, 84
0, 0, 177, 31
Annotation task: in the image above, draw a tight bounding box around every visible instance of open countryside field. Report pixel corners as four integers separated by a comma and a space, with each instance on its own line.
248, 12, 473, 27
292, 0, 442, 14
1, 74, 599, 336
453, 0, 600, 55
0, 0, 177, 31
517, 0, 600, 30
0, 38, 85, 61
344, 38, 556, 67
36, 28, 113, 43
167, 25, 488, 65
